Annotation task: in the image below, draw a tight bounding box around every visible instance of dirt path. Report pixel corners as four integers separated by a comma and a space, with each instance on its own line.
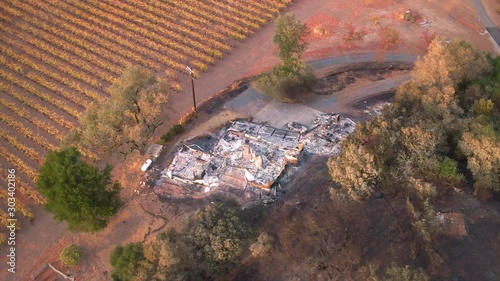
156, 0, 425, 134
306, 73, 412, 116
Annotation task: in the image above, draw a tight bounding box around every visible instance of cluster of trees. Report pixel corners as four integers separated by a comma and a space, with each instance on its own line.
329, 38, 498, 200
36, 66, 170, 234
65, 65, 170, 155
329, 39, 499, 274
109, 201, 249, 281
253, 13, 317, 102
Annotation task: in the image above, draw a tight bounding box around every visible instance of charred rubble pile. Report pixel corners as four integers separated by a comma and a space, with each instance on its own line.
154, 114, 355, 204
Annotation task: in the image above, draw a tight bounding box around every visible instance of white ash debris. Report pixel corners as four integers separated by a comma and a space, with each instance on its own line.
301, 113, 356, 155
156, 114, 355, 201
362, 102, 391, 115
160, 119, 303, 194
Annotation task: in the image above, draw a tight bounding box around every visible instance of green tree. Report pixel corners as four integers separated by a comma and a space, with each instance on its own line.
273, 13, 309, 62
60, 244, 83, 266
68, 65, 170, 155
187, 202, 247, 275
435, 157, 464, 182
252, 59, 317, 102
110, 243, 145, 281
252, 13, 316, 102
37, 147, 121, 232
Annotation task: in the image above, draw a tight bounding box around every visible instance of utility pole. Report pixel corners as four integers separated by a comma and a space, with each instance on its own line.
186, 66, 197, 118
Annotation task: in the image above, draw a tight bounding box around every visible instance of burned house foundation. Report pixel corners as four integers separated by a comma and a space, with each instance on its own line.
154, 113, 355, 204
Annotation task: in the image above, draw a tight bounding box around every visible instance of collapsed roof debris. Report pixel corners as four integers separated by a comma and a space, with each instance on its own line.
154, 114, 355, 203
301, 113, 356, 155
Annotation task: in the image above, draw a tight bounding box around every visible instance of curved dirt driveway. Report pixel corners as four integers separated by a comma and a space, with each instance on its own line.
307, 53, 417, 115
170, 52, 418, 126
224, 52, 417, 126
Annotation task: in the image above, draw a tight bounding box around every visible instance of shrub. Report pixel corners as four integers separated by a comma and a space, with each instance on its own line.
342, 24, 366, 49
380, 26, 400, 50
187, 201, 247, 275
159, 124, 184, 144
252, 60, 317, 103
110, 243, 145, 281
436, 157, 464, 182
60, 244, 82, 266
385, 264, 430, 281
250, 232, 274, 258
358, 263, 430, 281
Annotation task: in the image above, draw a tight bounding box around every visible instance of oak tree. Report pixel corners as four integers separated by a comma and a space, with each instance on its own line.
273, 13, 309, 62
69, 65, 170, 155
37, 147, 121, 232
253, 13, 317, 102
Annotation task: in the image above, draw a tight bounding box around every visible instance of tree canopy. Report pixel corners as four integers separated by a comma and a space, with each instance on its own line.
328, 38, 499, 277
252, 59, 317, 102
67, 65, 170, 155
109, 202, 247, 281
110, 243, 145, 281
37, 147, 121, 232
253, 13, 317, 102
329, 38, 498, 200
187, 201, 247, 275
273, 13, 309, 62
329, 38, 497, 259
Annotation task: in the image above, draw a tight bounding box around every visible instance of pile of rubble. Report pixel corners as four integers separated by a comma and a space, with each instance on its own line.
300, 113, 355, 155
154, 114, 355, 202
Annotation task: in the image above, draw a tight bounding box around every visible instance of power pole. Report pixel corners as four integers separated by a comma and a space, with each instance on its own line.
186, 66, 197, 118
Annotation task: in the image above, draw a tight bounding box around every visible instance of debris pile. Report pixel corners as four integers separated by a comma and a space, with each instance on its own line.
436, 212, 468, 236
419, 19, 432, 28
402, 10, 419, 23
301, 113, 356, 155
154, 114, 355, 202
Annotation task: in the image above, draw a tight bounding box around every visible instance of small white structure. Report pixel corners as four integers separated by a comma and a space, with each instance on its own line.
141, 159, 152, 172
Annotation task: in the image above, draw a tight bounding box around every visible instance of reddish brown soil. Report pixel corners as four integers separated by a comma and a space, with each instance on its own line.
1, 0, 498, 280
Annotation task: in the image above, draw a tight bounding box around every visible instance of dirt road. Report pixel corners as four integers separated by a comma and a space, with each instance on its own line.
226, 53, 416, 126
306, 73, 412, 116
